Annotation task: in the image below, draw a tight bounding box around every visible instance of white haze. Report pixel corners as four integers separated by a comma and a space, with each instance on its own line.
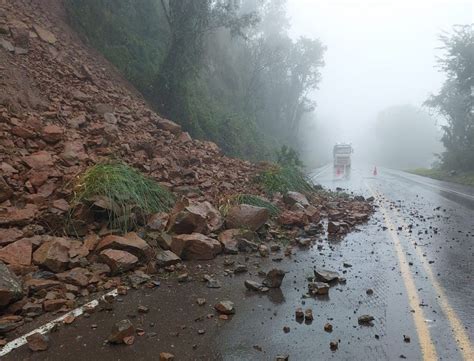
286, 0, 473, 167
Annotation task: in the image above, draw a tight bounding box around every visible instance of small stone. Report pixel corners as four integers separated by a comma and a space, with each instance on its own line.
108, 319, 135, 344
308, 282, 330, 295
324, 323, 333, 332
26, 332, 49, 351
358, 314, 375, 325
330, 340, 338, 350
295, 308, 304, 319
304, 309, 313, 321
177, 273, 189, 283
244, 280, 264, 292
138, 305, 149, 313
276, 355, 289, 361
196, 298, 206, 306
159, 352, 175, 361
314, 269, 339, 283
283, 326, 290, 333
233, 264, 248, 273
366, 288, 374, 295
214, 300, 235, 315
403, 335, 411, 343
262, 269, 285, 288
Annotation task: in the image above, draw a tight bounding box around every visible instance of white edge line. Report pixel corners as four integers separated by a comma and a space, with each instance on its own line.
0, 289, 118, 357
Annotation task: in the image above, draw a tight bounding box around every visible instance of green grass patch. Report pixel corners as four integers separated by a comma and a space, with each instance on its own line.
408, 168, 474, 187
71, 162, 175, 232
234, 194, 280, 216
256, 165, 315, 196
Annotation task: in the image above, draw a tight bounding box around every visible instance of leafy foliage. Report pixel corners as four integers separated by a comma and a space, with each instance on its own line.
276, 145, 304, 168
425, 24, 474, 170
72, 162, 174, 232
257, 165, 314, 196
64, 0, 326, 160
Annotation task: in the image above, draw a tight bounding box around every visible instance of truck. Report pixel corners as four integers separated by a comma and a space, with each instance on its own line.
333, 143, 353, 173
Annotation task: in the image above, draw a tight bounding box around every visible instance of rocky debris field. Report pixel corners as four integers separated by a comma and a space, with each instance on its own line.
0, 0, 373, 354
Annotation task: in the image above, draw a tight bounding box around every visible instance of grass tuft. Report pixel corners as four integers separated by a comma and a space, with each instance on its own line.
256, 165, 314, 196
219, 193, 280, 217
71, 162, 175, 232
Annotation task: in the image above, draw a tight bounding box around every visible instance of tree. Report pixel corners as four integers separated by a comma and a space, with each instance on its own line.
153, 0, 258, 128
425, 24, 474, 170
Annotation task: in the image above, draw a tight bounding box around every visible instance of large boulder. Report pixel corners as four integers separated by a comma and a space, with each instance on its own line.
156, 118, 181, 135
95, 233, 154, 262
284, 191, 310, 207
225, 204, 269, 231
170, 233, 222, 260
0, 238, 32, 266
0, 261, 23, 308
167, 200, 222, 235
32, 237, 71, 272
278, 210, 308, 227
100, 249, 138, 275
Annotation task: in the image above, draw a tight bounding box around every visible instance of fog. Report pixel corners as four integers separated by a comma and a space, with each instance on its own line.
286, 0, 473, 168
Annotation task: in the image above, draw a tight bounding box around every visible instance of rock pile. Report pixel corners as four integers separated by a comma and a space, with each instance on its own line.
0, 0, 374, 343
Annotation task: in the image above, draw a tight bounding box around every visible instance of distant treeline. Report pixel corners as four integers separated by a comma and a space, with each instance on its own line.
65, 0, 326, 161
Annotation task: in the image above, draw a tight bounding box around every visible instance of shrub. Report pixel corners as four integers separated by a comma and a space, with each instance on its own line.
257, 165, 314, 196
71, 162, 174, 232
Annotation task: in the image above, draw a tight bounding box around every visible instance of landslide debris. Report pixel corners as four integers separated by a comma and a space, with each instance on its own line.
0, 0, 374, 348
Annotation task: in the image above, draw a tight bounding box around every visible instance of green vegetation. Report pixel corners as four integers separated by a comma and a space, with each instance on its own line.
425, 25, 474, 171
72, 162, 175, 231
257, 165, 314, 196
408, 168, 474, 187
64, 0, 325, 161
234, 194, 280, 216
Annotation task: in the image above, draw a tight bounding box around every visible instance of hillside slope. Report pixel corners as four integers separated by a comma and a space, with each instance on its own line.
0, 0, 259, 231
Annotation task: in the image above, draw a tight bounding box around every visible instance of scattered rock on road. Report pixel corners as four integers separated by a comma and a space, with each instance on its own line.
262, 269, 285, 288
108, 319, 135, 344
314, 269, 339, 283
26, 332, 49, 351
214, 300, 235, 315
358, 314, 375, 325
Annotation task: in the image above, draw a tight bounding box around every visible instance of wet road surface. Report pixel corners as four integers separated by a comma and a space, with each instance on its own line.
3, 165, 473, 360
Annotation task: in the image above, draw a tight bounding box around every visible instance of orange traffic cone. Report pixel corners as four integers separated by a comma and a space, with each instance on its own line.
373, 166, 377, 176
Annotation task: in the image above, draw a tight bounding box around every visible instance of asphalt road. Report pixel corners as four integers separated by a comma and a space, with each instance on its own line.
3, 164, 473, 361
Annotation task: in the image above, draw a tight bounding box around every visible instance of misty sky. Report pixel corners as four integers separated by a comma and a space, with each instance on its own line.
286, 0, 473, 143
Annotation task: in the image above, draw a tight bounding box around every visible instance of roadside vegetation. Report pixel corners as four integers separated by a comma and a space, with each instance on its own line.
64, 0, 325, 161
408, 168, 474, 187
71, 162, 175, 232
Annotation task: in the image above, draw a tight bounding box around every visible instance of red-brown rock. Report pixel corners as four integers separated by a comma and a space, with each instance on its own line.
96, 233, 153, 262
170, 233, 222, 260
23, 151, 54, 169
278, 210, 308, 227
56, 267, 90, 287
32, 237, 70, 272
225, 204, 269, 231
100, 249, 138, 274
0, 228, 23, 246
0, 238, 32, 266
156, 118, 181, 135
41, 124, 63, 143
26, 332, 49, 351
0, 176, 13, 203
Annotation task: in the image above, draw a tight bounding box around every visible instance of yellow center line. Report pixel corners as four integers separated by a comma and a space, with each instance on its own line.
365, 182, 438, 360
383, 192, 474, 361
